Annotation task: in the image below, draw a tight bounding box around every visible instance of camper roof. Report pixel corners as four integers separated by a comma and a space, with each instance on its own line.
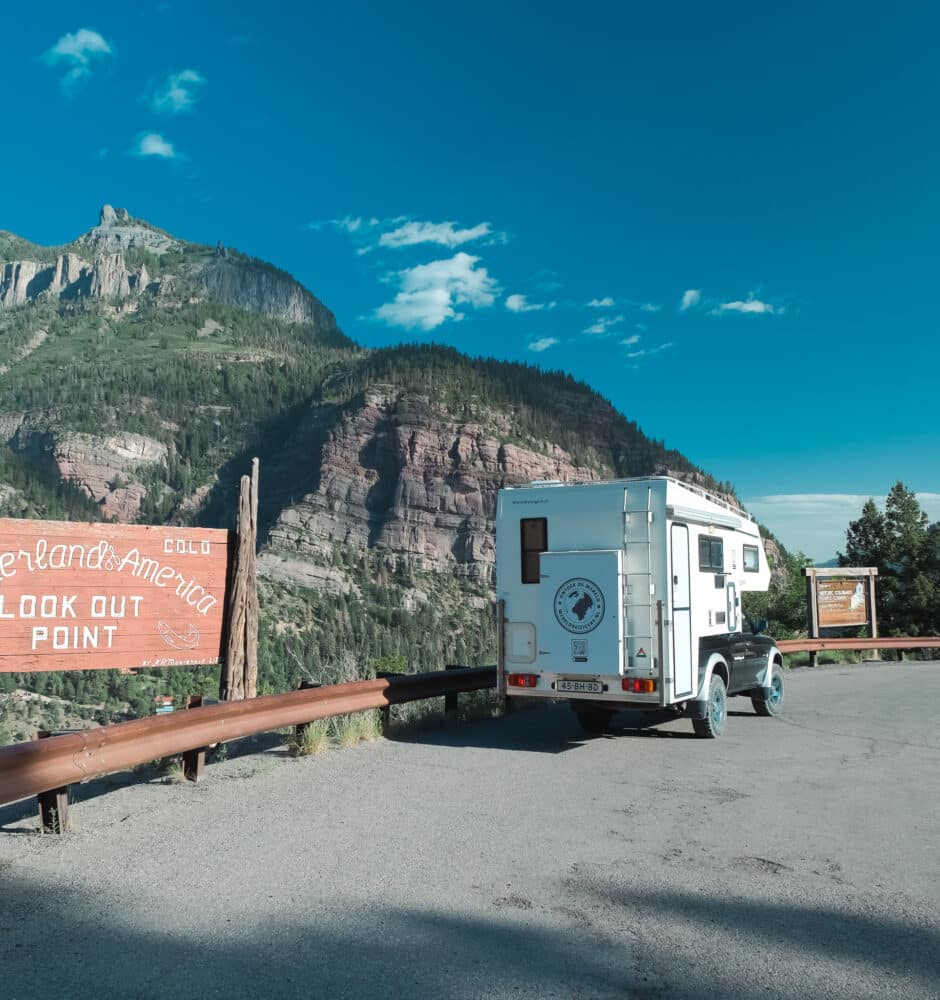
505, 475, 754, 524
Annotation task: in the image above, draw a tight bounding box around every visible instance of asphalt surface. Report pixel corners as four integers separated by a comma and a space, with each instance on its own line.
1, 660, 938, 999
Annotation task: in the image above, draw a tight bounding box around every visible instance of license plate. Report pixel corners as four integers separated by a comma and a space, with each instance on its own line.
557, 680, 603, 694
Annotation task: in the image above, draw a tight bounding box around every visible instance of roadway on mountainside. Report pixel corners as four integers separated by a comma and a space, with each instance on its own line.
1, 661, 938, 999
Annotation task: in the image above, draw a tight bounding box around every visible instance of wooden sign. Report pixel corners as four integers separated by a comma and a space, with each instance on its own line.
0, 519, 232, 673
817, 578, 869, 627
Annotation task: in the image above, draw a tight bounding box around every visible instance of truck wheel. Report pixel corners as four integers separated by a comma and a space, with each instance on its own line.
752, 664, 784, 717
575, 709, 612, 735
693, 675, 727, 738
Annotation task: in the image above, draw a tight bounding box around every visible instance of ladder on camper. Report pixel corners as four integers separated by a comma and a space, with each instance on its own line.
623, 486, 655, 673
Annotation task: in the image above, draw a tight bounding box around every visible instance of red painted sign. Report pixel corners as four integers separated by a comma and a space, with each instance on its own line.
0, 519, 232, 673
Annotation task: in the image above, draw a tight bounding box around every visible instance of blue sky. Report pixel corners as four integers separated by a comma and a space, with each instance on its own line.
3, 2, 940, 558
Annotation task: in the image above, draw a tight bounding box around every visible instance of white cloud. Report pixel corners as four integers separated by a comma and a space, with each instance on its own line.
587, 296, 615, 308
306, 216, 373, 234
42, 28, 114, 95
133, 132, 178, 159
374, 252, 500, 331
640, 302, 662, 313
583, 314, 624, 336
679, 289, 701, 311
620, 334, 641, 346
743, 493, 940, 561
378, 220, 496, 250
335, 216, 365, 233
528, 337, 559, 353
625, 342, 673, 360
149, 69, 206, 114
308, 215, 503, 254
711, 296, 777, 315
506, 293, 554, 313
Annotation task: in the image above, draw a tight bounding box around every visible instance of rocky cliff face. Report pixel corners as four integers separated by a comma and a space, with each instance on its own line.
77, 204, 180, 254
53, 431, 168, 521
266, 388, 600, 580
0, 251, 149, 308
0, 205, 340, 338
0, 413, 167, 521
196, 254, 338, 335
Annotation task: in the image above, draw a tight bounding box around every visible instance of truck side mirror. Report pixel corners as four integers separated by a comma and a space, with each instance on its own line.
756, 618, 769, 635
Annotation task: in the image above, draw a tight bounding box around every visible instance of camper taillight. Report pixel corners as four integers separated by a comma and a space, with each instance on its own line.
622, 678, 657, 694
508, 673, 539, 688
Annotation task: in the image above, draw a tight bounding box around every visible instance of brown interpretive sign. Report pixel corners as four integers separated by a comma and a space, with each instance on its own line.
0, 518, 232, 673
816, 578, 869, 628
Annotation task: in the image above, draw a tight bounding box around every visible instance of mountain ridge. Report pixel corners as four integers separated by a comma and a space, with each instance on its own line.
0, 205, 758, 728
0, 205, 343, 339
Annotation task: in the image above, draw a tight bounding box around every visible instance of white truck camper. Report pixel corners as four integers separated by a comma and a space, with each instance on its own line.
495, 477, 784, 738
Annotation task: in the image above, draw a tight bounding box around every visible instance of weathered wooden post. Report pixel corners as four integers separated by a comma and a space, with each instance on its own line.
220, 459, 260, 701
246, 457, 260, 699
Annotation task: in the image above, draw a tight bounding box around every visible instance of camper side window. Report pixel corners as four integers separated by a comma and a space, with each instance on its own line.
743, 544, 760, 573
698, 536, 724, 572
521, 518, 547, 584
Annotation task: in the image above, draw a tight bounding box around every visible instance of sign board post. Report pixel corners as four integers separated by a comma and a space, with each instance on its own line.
802, 567, 878, 666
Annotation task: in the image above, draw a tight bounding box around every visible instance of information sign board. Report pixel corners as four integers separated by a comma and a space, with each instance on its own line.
817, 578, 869, 628
0, 519, 231, 673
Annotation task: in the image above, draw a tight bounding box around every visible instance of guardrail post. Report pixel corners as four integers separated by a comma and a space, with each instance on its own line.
375, 673, 395, 736
444, 664, 460, 715
35, 731, 70, 834
295, 681, 322, 743
183, 696, 208, 782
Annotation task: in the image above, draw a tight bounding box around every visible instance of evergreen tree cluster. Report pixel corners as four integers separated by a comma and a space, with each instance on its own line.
840, 482, 940, 636
325, 343, 715, 487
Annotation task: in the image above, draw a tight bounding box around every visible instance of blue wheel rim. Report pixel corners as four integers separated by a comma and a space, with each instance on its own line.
769, 672, 782, 706
711, 686, 725, 728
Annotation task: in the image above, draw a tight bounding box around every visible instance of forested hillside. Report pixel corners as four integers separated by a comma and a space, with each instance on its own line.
0, 207, 730, 741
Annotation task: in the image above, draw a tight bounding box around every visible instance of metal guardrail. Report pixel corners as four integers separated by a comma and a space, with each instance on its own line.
0, 667, 497, 823
777, 637, 940, 654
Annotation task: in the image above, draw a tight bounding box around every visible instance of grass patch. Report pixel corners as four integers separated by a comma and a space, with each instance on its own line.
331, 710, 382, 747
160, 759, 186, 785
288, 719, 330, 757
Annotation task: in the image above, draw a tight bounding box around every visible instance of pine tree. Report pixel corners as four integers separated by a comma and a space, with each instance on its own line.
840, 499, 887, 568
840, 484, 937, 637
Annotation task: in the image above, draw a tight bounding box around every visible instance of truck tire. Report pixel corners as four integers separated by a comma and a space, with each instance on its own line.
575, 709, 613, 735
752, 663, 784, 717
693, 674, 727, 738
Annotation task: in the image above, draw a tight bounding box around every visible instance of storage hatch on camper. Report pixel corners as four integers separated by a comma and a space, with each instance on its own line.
536, 549, 624, 676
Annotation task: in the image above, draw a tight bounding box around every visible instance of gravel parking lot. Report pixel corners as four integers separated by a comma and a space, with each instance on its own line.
1, 660, 938, 999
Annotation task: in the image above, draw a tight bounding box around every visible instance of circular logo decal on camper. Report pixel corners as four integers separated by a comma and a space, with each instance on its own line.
553, 578, 605, 634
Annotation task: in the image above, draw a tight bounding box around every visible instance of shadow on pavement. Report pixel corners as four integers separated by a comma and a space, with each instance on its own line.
394, 703, 593, 755
0, 871, 632, 1000
584, 880, 940, 997
1, 869, 937, 999
0, 731, 287, 833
